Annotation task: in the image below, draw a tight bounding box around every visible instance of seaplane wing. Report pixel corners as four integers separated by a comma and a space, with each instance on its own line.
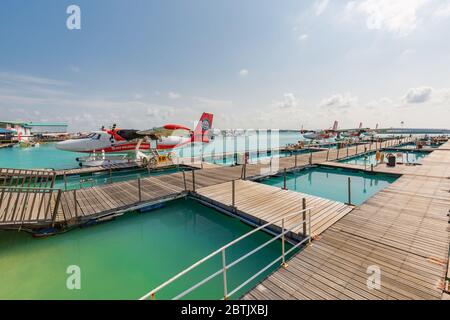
137, 125, 187, 140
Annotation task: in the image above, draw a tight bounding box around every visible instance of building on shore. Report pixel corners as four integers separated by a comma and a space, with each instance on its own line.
0, 121, 68, 141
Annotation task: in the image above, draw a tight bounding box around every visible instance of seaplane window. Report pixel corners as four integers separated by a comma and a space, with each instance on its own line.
96, 134, 101, 140
86, 133, 96, 138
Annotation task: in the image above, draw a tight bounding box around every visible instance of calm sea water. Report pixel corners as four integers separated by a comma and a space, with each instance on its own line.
339, 150, 429, 166
0, 198, 290, 300
261, 166, 398, 205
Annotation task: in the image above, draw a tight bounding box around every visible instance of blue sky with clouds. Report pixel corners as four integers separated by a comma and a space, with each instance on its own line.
0, 0, 449, 131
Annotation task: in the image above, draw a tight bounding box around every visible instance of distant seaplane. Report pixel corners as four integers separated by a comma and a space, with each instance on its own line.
302, 121, 339, 140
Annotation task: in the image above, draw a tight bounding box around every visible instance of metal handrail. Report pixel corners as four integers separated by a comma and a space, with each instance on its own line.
139, 207, 313, 300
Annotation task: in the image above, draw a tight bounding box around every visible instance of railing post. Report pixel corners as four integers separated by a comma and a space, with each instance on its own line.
191, 170, 196, 192
326, 149, 329, 161
63, 171, 67, 191
221, 249, 228, 300
51, 189, 62, 227
231, 179, 236, 209
346, 177, 352, 205
336, 147, 340, 160
294, 154, 298, 168
283, 168, 287, 190
281, 218, 287, 268
346, 144, 349, 157
308, 208, 312, 244
73, 189, 78, 217
309, 151, 312, 165
356, 144, 358, 154
302, 198, 307, 236
109, 167, 112, 183
182, 171, 187, 191
138, 178, 142, 202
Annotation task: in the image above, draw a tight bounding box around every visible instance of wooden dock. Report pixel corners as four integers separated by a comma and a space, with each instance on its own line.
0, 137, 413, 230
243, 140, 450, 300
196, 180, 353, 239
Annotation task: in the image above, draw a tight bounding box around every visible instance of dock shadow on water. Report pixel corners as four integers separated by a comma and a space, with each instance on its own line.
0, 198, 292, 300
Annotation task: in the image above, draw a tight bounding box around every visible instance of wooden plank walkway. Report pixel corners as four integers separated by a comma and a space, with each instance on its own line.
243, 141, 450, 300
196, 180, 353, 238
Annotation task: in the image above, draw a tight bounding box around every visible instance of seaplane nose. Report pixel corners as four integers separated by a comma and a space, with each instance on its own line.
56, 139, 80, 151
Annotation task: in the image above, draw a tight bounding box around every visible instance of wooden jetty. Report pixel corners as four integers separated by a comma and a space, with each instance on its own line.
243, 140, 450, 300
196, 180, 353, 239
0, 137, 412, 231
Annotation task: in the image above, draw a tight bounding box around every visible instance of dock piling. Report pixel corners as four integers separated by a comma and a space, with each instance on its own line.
182, 171, 187, 191
231, 179, 236, 209
191, 170, 196, 192
63, 171, 67, 191
138, 178, 142, 202
73, 189, 78, 217
281, 218, 287, 268
283, 168, 287, 190
347, 177, 352, 205
294, 154, 298, 168
326, 149, 329, 161
302, 198, 307, 236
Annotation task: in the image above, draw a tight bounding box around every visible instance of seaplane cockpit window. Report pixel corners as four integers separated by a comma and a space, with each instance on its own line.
86, 133, 96, 139
96, 134, 101, 140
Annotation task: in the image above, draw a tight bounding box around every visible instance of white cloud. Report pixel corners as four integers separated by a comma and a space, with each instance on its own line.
132, 93, 143, 100
69, 65, 80, 73
275, 93, 299, 109
299, 34, 309, 41
168, 92, 181, 99
434, 2, 450, 17
320, 93, 358, 109
194, 97, 233, 110
348, 0, 430, 36
0, 71, 67, 86
239, 69, 249, 77
315, 0, 330, 16
403, 86, 434, 103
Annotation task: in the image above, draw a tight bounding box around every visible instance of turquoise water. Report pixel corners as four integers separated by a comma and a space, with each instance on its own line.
398, 142, 442, 149
203, 149, 318, 166
0, 143, 85, 170
0, 198, 291, 300
54, 167, 186, 190
339, 150, 429, 166
261, 166, 398, 205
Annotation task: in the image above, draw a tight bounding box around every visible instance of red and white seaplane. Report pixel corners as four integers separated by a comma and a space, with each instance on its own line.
302, 121, 339, 140
56, 112, 214, 166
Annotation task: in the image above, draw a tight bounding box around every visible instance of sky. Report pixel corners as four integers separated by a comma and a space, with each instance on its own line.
0, 0, 449, 131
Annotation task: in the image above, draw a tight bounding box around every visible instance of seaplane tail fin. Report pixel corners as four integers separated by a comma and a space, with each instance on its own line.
332, 120, 338, 131
359, 122, 362, 129
375, 123, 378, 130
194, 112, 214, 142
